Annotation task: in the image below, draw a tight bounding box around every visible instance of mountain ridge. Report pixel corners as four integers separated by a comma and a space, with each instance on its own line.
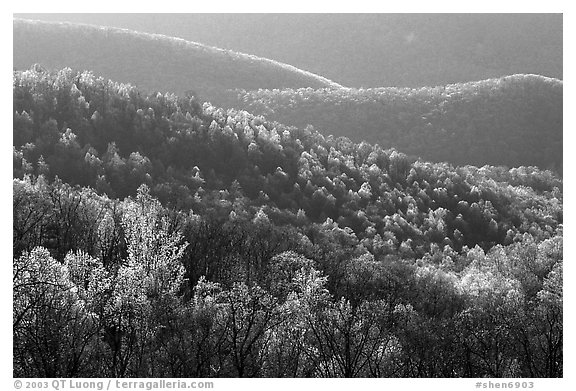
237, 74, 563, 172
13, 18, 343, 108
15, 13, 562, 88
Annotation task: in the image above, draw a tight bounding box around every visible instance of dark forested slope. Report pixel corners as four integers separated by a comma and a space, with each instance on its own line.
13, 67, 562, 378
13, 19, 342, 108
238, 75, 563, 171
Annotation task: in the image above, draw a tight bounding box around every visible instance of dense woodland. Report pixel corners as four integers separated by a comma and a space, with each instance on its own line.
13, 67, 562, 377
238, 75, 563, 171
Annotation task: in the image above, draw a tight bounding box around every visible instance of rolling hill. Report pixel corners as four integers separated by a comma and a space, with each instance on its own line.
16, 13, 563, 88
13, 18, 343, 108
14, 18, 562, 173
237, 75, 563, 172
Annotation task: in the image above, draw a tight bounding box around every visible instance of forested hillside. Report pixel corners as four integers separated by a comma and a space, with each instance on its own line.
13, 19, 342, 108
17, 13, 563, 87
13, 67, 562, 378
13, 19, 563, 173
238, 75, 563, 171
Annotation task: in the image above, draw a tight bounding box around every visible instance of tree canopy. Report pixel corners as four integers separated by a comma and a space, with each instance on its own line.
13, 67, 562, 377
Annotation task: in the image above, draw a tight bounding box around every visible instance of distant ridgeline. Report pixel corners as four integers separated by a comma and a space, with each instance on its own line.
237, 75, 563, 172
13, 18, 342, 108
14, 19, 562, 173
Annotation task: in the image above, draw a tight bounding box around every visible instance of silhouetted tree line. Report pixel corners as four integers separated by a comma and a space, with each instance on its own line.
13, 67, 562, 377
